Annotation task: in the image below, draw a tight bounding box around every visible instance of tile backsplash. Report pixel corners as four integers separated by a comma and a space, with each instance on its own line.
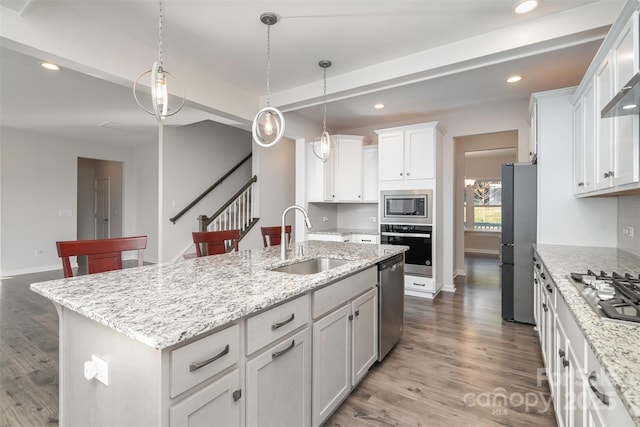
618, 195, 640, 256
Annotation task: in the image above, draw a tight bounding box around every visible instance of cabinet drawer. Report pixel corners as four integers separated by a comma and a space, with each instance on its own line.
405, 275, 434, 293
312, 267, 377, 319
586, 346, 633, 425
246, 294, 309, 355
351, 234, 379, 244
556, 292, 585, 366
170, 323, 240, 398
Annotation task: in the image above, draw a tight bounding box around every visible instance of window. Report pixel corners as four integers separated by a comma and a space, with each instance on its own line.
464, 179, 502, 230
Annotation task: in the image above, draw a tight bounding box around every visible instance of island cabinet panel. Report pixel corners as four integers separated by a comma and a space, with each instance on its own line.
246, 294, 310, 355
246, 327, 312, 427
170, 323, 240, 398
312, 304, 352, 426
312, 266, 377, 319
169, 369, 241, 427
311, 286, 378, 427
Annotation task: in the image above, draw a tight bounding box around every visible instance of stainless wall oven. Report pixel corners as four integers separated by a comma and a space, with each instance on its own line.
380, 189, 433, 225
380, 224, 432, 277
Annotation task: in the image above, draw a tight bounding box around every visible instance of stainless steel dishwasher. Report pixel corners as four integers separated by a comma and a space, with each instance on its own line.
378, 253, 405, 361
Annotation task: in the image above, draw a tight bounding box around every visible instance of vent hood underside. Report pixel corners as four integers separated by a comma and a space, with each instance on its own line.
602, 71, 640, 118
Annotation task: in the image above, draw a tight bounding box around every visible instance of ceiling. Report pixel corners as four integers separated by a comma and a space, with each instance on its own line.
0, 0, 623, 145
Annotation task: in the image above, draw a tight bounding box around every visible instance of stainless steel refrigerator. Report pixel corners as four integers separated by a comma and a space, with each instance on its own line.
501, 162, 537, 324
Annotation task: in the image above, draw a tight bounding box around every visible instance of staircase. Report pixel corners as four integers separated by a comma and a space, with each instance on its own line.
200, 175, 259, 241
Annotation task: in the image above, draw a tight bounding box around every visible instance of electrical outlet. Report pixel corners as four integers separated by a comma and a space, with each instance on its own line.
629, 227, 635, 237
92, 355, 109, 386
322, 216, 329, 222
35, 249, 43, 257
368, 217, 377, 223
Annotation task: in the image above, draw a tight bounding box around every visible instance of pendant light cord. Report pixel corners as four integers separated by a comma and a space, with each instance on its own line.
157, 0, 164, 67
322, 66, 327, 132
266, 21, 272, 107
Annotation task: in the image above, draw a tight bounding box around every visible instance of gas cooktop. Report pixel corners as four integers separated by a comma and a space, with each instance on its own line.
569, 270, 640, 325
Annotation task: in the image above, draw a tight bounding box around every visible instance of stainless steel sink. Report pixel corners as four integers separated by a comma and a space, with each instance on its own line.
269, 257, 351, 275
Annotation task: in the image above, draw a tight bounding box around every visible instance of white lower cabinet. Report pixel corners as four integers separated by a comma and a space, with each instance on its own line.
312, 285, 378, 427
246, 327, 312, 427
169, 369, 241, 427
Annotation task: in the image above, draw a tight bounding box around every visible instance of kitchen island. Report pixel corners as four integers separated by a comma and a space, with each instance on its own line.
31, 240, 406, 427
534, 244, 640, 426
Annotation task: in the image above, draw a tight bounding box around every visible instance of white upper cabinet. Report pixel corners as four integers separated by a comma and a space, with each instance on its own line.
376, 122, 444, 189
306, 135, 374, 203
362, 145, 378, 202
572, 7, 640, 197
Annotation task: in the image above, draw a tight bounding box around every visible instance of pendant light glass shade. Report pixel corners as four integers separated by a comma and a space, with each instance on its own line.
313, 60, 333, 162
252, 12, 285, 148
133, 0, 184, 122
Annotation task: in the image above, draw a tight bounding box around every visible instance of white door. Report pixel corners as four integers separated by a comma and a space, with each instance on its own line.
312, 304, 351, 427
94, 177, 110, 239
246, 328, 311, 427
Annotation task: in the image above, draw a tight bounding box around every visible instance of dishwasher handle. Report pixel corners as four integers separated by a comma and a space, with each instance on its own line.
379, 254, 404, 271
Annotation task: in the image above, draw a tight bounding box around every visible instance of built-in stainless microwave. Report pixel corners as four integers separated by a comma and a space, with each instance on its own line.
380, 189, 433, 224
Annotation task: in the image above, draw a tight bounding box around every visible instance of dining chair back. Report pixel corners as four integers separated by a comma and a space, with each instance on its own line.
56, 236, 147, 278
261, 225, 292, 248
192, 230, 241, 257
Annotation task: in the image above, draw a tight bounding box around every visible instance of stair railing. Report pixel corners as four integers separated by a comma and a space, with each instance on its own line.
170, 153, 252, 224
198, 175, 258, 238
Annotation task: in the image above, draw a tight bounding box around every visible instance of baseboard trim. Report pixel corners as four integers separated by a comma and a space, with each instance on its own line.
1, 263, 65, 277
454, 269, 466, 278
441, 284, 456, 293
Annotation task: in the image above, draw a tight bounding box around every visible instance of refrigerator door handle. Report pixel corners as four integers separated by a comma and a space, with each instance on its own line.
502, 243, 514, 246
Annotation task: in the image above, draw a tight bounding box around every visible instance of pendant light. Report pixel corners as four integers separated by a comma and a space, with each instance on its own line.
252, 12, 285, 148
313, 60, 333, 162
133, 0, 185, 122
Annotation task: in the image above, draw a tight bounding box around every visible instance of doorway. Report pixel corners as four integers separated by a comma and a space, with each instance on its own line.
77, 158, 123, 247
454, 131, 518, 279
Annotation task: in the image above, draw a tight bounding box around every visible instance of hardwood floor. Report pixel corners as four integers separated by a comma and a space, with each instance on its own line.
1, 255, 555, 427
326, 255, 556, 426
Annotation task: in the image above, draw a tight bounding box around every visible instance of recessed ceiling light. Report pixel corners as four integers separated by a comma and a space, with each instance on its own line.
507, 75, 523, 83
374, 103, 385, 109
513, 0, 540, 14
622, 104, 638, 110
40, 62, 61, 71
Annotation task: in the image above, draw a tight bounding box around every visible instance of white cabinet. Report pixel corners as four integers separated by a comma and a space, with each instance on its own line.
350, 234, 379, 244
572, 7, 640, 196
362, 145, 378, 202
376, 122, 444, 186
246, 327, 312, 427
311, 269, 378, 427
595, 54, 614, 190
169, 369, 241, 427
307, 233, 378, 244
529, 98, 538, 161
306, 135, 369, 203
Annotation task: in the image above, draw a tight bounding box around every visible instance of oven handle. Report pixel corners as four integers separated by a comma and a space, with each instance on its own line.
381, 232, 431, 238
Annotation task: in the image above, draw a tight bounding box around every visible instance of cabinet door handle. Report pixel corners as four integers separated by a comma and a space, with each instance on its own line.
542, 303, 548, 312
541, 272, 546, 280
578, 182, 585, 187
233, 389, 242, 402
604, 172, 611, 178
349, 314, 354, 321
609, 170, 615, 177
355, 310, 360, 317
271, 313, 295, 330
536, 263, 541, 270
400, 172, 403, 176
406, 172, 410, 176
559, 349, 565, 358
272, 340, 295, 359
588, 372, 610, 406
545, 284, 553, 293
189, 344, 230, 372
562, 358, 569, 368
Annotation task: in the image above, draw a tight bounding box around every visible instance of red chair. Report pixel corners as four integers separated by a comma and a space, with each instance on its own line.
56, 236, 147, 278
261, 225, 291, 248
192, 230, 240, 257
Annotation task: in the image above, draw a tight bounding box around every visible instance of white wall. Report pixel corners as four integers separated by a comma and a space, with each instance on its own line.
535, 89, 617, 247
134, 141, 159, 263
243, 137, 296, 249
618, 195, 640, 256
0, 127, 140, 275
161, 120, 252, 263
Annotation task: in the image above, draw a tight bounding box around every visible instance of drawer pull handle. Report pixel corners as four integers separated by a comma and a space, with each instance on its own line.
271, 313, 295, 330
542, 303, 548, 313
272, 340, 295, 359
545, 284, 552, 293
361, 239, 371, 242
189, 344, 230, 372
413, 282, 426, 287
588, 372, 609, 406
541, 272, 547, 280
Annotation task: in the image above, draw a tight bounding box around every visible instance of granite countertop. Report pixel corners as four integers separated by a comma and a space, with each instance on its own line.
308, 228, 379, 236
534, 244, 640, 424
31, 241, 405, 351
